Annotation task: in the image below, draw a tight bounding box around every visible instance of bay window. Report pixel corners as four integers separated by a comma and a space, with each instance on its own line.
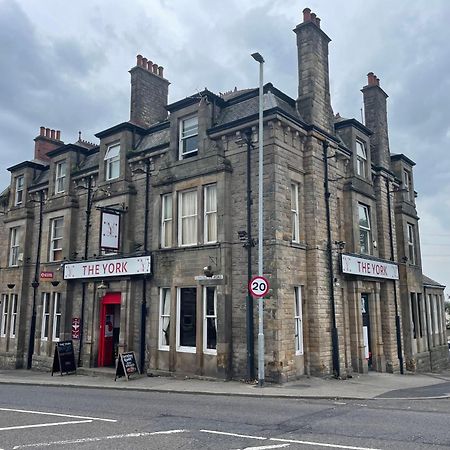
105, 143, 120, 180
15, 175, 24, 205
356, 140, 367, 177
49, 217, 64, 261
9, 227, 20, 267
159, 288, 171, 350
41, 293, 50, 340
52, 292, 61, 341
10, 294, 18, 338
177, 287, 197, 352
1, 294, 8, 337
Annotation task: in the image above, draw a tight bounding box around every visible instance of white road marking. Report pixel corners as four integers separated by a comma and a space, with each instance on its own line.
0, 407, 116, 422
242, 444, 290, 450
12, 429, 187, 448
270, 437, 382, 450
0, 420, 92, 431
200, 429, 266, 440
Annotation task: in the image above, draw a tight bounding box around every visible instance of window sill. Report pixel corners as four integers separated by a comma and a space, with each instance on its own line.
291, 241, 307, 250
158, 346, 170, 352
295, 351, 304, 356
176, 346, 196, 354
203, 349, 217, 356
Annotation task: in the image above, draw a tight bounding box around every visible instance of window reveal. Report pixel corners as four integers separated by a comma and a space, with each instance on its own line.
105, 143, 120, 180
10, 294, 18, 338
291, 183, 300, 242
159, 288, 171, 350
50, 217, 64, 262
294, 287, 304, 355
9, 227, 20, 267
55, 161, 66, 194
179, 190, 197, 246
204, 184, 217, 243
358, 204, 371, 255
179, 116, 198, 159
161, 194, 173, 248
356, 140, 367, 177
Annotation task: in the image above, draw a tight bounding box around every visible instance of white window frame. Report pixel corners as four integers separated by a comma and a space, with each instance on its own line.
178, 189, 197, 247
294, 287, 304, 355
9, 227, 20, 267
433, 295, 439, 335
407, 223, 417, 265
291, 183, 300, 243
1, 294, 8, 337
159, 288, 171, 351
9, 294, 18, 338
105, 143, 120, 180
203, 286, 217, 355
49, 217, 64, 262
41, 293, 50, 341
52, 292, 61, 342
403, 169, 413, 202
204, 184, 217, 244
176, 287, 197, 353
356, 140, 367, 177
55, 161, 66, 194
358, 204, 371, 255
15, 175, 24, 206
179, 115, 198, 159
161, 194, 173, 248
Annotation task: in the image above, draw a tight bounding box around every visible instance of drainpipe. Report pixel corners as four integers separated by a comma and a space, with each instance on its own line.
78, 176, 92, 366
386, 178, 404, 374
140, 158, 150, 373
27, 190, 44, 369
323, 141, 340, 378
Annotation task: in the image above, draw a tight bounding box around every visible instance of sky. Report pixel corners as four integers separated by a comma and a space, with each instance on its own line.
1, 0, 449, 296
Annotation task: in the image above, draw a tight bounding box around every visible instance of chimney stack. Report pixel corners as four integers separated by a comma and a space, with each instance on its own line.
129, 54, 170, 128
294, 8, 334, 134
361, 72, 390, 169
34, 126, 63, 161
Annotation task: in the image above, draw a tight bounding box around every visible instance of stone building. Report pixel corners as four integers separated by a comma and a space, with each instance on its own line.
0, 9, 448, 380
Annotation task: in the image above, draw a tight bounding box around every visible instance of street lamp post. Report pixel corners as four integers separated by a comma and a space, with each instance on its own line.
251, 51, 265, 387
27, 190, 44, 369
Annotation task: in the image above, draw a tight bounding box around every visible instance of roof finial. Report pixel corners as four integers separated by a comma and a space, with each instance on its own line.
78, 131, 82, 141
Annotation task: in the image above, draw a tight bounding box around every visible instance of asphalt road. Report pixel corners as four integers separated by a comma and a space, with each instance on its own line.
0, 384, 449, 449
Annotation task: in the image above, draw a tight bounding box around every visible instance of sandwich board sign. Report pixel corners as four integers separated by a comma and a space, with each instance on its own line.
114, 351, 140, 381
51, 340, 76, 376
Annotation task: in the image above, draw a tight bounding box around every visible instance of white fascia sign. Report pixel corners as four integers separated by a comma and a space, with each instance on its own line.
64, 256, 151, 280
341, 254, 399, 280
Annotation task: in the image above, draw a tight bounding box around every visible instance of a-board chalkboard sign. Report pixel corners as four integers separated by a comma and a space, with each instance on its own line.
51, 340, 76, 376
114, 351, 140, 381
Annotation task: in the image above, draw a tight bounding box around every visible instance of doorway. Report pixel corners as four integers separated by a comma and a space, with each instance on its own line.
361, 293, 372, 369
98, 292, 121, 367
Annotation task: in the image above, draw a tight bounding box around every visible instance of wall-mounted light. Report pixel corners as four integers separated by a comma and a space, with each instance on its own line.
31, 280, 39, 289
7, 283, 15, 290
51, 280, 60, 287
98, 280, 109, 291
203, 265, 214, 277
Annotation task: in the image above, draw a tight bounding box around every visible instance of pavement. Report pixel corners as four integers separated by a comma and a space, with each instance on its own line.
1, 367, 450, 400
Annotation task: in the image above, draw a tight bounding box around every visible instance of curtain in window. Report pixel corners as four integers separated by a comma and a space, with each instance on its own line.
181, 191, 197, 245
162, 289, 171, 346
205, 185, 217, 242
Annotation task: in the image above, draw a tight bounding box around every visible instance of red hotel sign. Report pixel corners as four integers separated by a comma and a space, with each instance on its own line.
63, 256, 151, 280
341, 254, 399, 280
40, 271, 54, 279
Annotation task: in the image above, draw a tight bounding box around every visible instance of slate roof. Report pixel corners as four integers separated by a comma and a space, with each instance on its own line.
215, 87, 300, 127
423, 274, 445, 288
134, 128, 170, 153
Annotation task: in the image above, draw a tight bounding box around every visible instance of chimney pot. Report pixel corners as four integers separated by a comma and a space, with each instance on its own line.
316, 17, 321, 28
158, 66, 164, 77
147, 60, 153, 71
152, 63, 158, 74
50, 129, 55, 139
40, 126, 45, 136
367, 72, 376, 86
142, 57, 148, 69
136, 54, 143, 66
56, 130, 61, 140
310, 12, 317, 23
45, 128, 51, 137
375, 76, 380, 86
303, 7, 312, 22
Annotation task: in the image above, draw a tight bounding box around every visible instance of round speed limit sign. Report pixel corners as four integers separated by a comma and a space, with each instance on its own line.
249, 275, 270, 298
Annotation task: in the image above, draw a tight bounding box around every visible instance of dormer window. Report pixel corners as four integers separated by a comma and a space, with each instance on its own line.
15, 175, 24, 205
356, 140, 367, 177
105, 143, 120, 180
179, 116, 198, 159
55, 161, 66, 194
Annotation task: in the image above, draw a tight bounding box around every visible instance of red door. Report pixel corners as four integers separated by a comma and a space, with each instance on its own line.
98, 293, 121, 367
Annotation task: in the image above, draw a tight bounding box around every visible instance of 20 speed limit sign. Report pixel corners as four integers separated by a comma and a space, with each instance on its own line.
249, 275, 270, 298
